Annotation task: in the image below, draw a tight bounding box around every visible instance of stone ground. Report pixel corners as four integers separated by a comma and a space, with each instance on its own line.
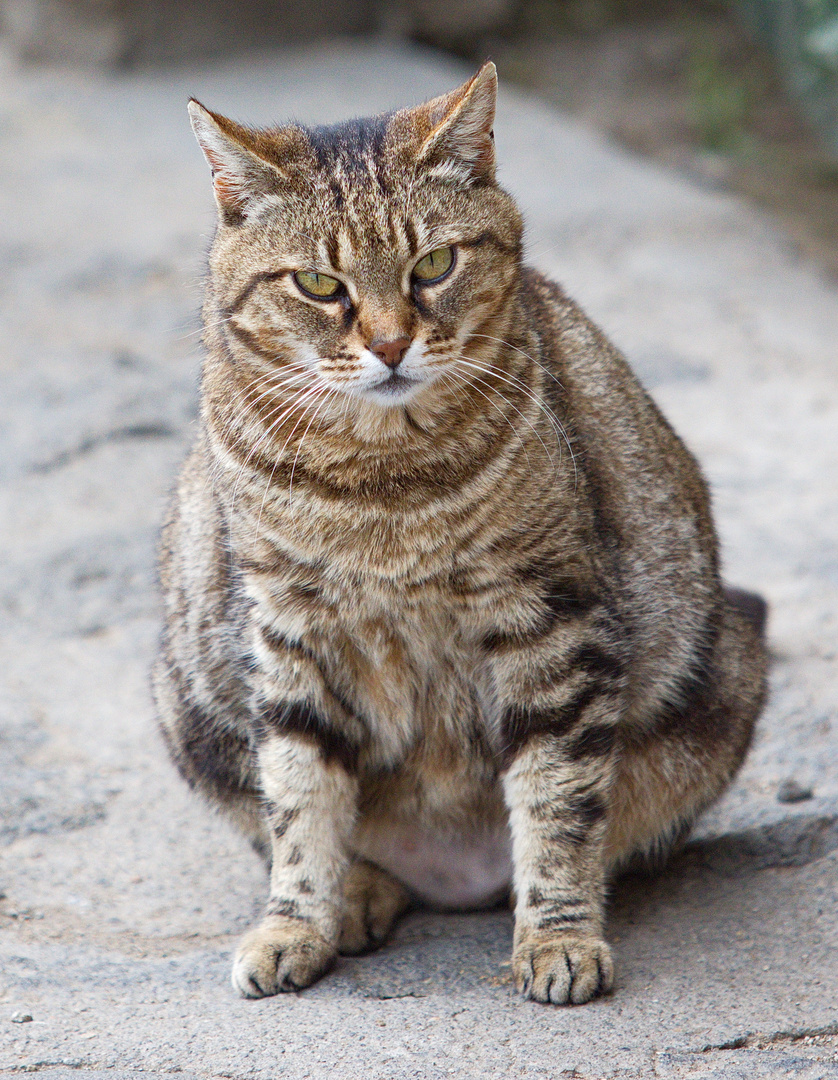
0, 40, 837, 1080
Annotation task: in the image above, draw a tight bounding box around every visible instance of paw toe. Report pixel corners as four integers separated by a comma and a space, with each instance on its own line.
232, 915, 335, 998
513, 933, 613, 1006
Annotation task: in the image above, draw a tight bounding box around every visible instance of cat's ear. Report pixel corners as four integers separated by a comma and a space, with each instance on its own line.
418, 62, 497, 183
188, 100, 289, 222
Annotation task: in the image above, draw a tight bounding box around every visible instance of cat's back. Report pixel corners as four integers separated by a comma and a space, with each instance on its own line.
520, 267, 721, 718
523, 265, 715, 557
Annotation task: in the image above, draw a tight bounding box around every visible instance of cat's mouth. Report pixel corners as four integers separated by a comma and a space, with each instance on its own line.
367, 370, 421, 402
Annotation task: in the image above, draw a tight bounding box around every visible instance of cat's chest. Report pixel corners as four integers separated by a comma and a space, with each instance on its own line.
251, 563, 495, 761
334, 592, 490, 758
343, 599, 511, 909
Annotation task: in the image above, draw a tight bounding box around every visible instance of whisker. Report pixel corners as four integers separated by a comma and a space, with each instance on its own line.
453, 354, 566, 478
287, 387, 340, 521
227, 382, 324, 543
469, 332, 567, 393
466, 336, 578, 483
176, 313, 234, 341
208, 365, 314, 493
458, 352, 578, 488
252, 382, 331, 542
225, 393, 304, 508
214, 361, 315, 449
441, 367, 535, 475
456, 364, 549, 472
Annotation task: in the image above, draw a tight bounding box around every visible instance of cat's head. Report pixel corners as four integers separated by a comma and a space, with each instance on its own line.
190, 64, 523, 413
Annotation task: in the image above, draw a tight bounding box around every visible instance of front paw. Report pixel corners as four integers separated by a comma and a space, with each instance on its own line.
512, 930, 614, 1005
232, 914, 336, 998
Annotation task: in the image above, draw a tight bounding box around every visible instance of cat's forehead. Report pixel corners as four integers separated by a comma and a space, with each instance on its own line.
192, 68, 501, 244
302, 114, 393, 173
271, 117, 455, 263
295, 112, 422, 213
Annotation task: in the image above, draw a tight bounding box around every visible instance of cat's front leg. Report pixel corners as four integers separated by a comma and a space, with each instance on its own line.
503, 729, 616, 1004
232, 628, 365, 998
232, 733, 359, 997
493, 633, 624, 1005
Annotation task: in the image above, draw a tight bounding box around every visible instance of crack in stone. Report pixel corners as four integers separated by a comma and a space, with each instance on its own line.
0, 1064, 227, 1079
701, 1023, 838, 1053
363, 990, 427, 1000
31, 423, 177, 475
702, 1036, 748, 1051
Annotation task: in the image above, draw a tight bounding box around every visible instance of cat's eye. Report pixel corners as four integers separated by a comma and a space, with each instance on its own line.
294, 270, 344, 300
412, 246, 455, 285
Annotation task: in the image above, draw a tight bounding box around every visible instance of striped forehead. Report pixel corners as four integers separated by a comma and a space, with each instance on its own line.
302, 117, 429, 278
304, 114, 391, 170
303, 114, 393, 209
326, 198, 418, 276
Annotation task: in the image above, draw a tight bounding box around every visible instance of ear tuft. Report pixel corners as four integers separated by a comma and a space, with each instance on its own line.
419, 62, 498, 183
188, 99, 280, 220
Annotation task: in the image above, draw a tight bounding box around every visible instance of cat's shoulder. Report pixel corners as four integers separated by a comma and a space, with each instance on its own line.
518, 264, 645, 396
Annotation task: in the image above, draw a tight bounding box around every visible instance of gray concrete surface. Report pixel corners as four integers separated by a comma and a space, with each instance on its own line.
1, 40, 837, 1080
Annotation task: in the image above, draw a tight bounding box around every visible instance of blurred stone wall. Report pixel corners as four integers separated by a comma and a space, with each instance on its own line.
0, 0, 513, 65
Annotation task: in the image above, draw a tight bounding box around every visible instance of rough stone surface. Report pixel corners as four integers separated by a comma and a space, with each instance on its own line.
0, 41, 836, 1080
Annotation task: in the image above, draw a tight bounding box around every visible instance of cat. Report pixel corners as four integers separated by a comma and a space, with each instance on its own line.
153, 62, 767, 1005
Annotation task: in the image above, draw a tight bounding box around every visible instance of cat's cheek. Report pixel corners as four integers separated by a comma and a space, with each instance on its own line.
426, 298, 487, 347
289, 344, 330, 384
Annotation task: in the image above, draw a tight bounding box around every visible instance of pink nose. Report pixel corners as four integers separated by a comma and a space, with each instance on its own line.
370, 337, 411, 369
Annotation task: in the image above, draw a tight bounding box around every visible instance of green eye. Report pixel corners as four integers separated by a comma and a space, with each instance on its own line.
412, 246, 455, 284
294, 270, 343, 299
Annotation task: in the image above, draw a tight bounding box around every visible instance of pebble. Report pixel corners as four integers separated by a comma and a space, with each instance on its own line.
777, 779, 814, 804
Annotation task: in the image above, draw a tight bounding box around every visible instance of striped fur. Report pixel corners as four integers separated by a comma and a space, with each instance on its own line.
153, 64, 767, 1004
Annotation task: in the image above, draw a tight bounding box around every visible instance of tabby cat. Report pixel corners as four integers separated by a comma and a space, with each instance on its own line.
153, 63, 767, 1005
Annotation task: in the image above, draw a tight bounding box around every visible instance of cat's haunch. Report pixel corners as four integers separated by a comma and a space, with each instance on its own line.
153, 63, 767, 1004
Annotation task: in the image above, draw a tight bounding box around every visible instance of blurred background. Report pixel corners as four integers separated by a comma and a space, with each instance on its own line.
2, 0, 838, 276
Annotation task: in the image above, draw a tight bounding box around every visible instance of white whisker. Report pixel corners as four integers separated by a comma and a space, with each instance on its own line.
227, 382, 325, 548
287, 387, 340, 522
469, 332, 567, 393
252, 382, 331, 542
453, 353, 576, 484
440, 367, 535, 475
466, 351, 577, 487
207, 364, 315, 494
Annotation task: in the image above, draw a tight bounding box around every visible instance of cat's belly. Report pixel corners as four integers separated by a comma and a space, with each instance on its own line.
357, 823, 513, 910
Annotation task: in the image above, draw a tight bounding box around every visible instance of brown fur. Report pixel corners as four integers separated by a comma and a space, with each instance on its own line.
153, 64, 767, 1004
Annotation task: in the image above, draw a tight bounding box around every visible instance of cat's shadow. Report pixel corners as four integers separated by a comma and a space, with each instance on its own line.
335, 813, 838, 1001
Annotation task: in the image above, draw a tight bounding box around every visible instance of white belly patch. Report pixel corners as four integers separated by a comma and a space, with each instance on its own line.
359, 824, 513, 910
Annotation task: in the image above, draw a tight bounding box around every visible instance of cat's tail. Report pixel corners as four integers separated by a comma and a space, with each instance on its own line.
724, 585, 768, 638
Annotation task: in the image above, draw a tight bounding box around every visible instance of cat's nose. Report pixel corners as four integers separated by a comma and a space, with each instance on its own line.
370, 337, 411, 370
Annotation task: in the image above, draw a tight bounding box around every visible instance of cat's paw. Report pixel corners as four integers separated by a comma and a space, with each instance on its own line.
231, 915, 336, 998
512, 931, 614, 1005
338, 859, 410, 955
